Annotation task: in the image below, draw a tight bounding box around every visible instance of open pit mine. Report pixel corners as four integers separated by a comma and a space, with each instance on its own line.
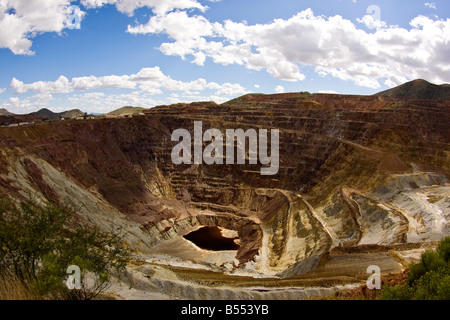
0, 88, 449, 300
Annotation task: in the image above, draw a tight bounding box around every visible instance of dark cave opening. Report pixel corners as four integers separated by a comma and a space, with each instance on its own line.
183, 226, 240, 251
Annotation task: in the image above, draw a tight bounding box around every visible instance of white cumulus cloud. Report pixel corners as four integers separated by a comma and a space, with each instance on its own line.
9, 67, 249, 98
80, 0, 207, 16
127, 8, 450, 88
275, 85, 285, 93
0, 0, 207, 55
0, 0, 86, 55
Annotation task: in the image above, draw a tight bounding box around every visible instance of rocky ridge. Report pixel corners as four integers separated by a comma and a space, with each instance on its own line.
0, 91, 448, 291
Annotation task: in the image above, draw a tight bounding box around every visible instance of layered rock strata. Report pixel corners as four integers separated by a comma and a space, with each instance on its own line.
0, 93, 448, 277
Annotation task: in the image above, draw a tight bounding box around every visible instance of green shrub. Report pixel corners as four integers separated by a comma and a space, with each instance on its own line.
437, 236, 450, 263
413, 270, 450, 300
0, 198, 129, 299
381, 237, 450, 300
380, 283, 413, 300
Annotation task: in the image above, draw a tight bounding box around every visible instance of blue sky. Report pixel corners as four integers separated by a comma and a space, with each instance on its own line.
0, 0, 449, 114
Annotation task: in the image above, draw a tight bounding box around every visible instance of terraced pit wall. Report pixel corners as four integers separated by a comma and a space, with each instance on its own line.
0, 93, 448, 276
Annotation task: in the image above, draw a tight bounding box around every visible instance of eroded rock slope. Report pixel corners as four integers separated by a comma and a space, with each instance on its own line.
0, 92, 448, 277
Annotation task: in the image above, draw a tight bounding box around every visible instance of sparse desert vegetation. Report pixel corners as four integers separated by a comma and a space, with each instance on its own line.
0, 198, 130, 300
380, 237, 450, 300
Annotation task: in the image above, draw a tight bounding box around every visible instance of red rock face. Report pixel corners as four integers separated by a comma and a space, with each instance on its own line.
0, 93, 448, 272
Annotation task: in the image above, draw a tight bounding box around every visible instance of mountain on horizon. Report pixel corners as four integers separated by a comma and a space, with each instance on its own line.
30, 108, 60, 120
29, 108, 86, 120
2, 79, 449, 120
0, 108, 14, 116
60, 109, 85, 119
107, 106, 145, 116
375, 79, 450, 100
222, 79, 450, 105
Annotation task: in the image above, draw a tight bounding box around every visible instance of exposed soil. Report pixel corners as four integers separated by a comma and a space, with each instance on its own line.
0, 92, 448, 290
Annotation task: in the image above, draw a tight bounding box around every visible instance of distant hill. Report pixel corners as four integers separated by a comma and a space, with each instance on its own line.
28, 108, 88, 120
376, 79, 450, 100
108, 106, 145, 116
60, 109, 85, 119
30, 108, 60, 120
0, 108, 14, 116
